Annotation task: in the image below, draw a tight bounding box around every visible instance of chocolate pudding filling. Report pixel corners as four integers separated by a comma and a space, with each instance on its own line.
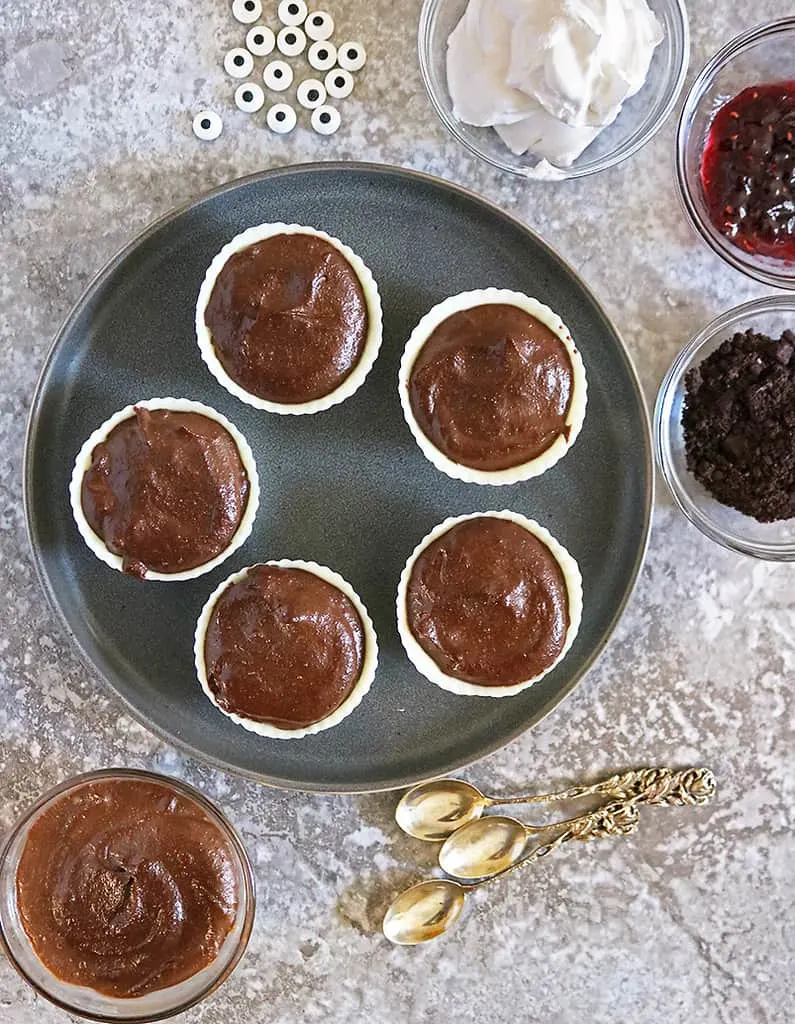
204, 233, 369, 403
204, 565, 366, 728
15, 778, 239, 998
406, 517, 570, 685
409, 304, 574, 470
80, 407, 250, 578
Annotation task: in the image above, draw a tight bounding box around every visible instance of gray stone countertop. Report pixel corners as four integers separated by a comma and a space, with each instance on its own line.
1, 1, 793, 1021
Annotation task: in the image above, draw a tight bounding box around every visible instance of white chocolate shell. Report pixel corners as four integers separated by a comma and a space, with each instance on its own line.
194, 560, 379, 739
398, 289, 587, 484
396, 511, 582, 697
195, 223, 383, 415
69, 398, 260, 582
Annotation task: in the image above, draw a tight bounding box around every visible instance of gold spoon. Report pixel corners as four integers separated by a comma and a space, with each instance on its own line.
438, 809, 608, 880
436, 766, 717, 880
395, 766, 716, 842
383, 800, 640, 945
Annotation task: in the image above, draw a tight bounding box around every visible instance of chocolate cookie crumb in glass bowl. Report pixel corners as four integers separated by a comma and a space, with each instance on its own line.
655, 294, 795, 560
683, 329, 795, 522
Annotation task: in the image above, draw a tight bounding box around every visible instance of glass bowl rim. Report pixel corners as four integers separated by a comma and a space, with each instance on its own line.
0, 767, 256, 1023
675, 16, 795, 290
654, 293, 795, 561
417, 0, 690, 180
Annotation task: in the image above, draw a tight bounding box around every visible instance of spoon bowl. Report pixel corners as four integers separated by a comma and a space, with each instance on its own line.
382, 880, 466, 944
395, 780, 487, 841
438, 816, 528, 880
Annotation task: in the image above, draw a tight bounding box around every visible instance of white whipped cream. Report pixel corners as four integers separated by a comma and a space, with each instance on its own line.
447, 0, 663, 167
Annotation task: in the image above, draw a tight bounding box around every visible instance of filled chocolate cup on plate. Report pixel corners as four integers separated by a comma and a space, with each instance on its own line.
194, 560, 379, 739
399, 289, 587, 484
70, 398, 260, 582
397, 511, 583, 697
195, 223, 383, 414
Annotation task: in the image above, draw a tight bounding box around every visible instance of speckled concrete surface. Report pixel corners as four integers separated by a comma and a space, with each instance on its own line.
1, 2, 793, 1022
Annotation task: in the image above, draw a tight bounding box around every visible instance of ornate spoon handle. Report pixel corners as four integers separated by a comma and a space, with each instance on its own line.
486, 766, 716, 810
603, 767, 716, 806
472, 800, 641, 890
469, 770, 716, 889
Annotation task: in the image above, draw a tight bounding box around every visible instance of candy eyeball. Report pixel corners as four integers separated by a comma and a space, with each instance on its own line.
224, 47, 255, 78
267, 102, 297, 134
307, 40, 337, 72
232, 0, 262, 24
311, 104, 340, 135
263, 59, 294, 91
297, 78, 327, 110
193, 110, 223, 140
277, 0, 307, 26
305, 11, 334, 41
246, 25, 275, 57
235, 82, 265, 113
277, 25, 306, 57
337, 41, 366, 72
325, 68, 354, 99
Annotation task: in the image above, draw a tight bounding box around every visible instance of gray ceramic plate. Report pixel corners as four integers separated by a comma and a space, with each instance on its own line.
24, 164, 652, 793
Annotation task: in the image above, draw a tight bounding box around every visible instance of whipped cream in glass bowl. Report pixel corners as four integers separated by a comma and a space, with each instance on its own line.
419, 0, 689, 180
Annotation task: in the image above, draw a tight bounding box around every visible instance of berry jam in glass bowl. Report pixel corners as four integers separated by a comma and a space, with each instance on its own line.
677, 18, 795, 289
701, 82, 795, 261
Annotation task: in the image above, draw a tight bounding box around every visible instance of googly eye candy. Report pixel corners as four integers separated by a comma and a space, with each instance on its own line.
304, 11, 334, 41
232, 0, 262, 24
263, 59, 294, 91
296, 78, 327, 109
307, 40, 337, 72
245, 25, 275, 57
325, 68, 354, 99
224, 47, 254, 78
193, 110, 223, 141
235, 82, 265, 113
337, 41, 366, 72
277, 0, 307, 26
277, 25, 306, 57
311, 104, 340, 135
266, 102, 297, 134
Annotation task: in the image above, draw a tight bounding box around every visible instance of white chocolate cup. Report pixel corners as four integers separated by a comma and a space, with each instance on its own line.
399, 289, 587, 484
397, 511, 582, 697
194, 560, 378, 739
196, 223, 383, 415
70, 398, 260, 582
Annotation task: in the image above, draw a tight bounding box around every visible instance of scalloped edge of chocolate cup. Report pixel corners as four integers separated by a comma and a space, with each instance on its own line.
398, 289, 588, 485
195, 223, 383, 415
396, 511, 583, 697
69, 398, 261, 582
194, 560, 379, 739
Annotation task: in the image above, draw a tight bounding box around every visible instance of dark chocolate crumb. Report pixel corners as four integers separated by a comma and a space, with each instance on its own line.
682, 328, 795, 522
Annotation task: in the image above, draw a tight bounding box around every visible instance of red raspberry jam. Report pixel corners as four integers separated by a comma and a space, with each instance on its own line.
700, 81, 795, 262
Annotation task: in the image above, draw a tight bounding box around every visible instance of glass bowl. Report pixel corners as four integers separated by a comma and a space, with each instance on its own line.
0, 769, 255, 1022
676, 18, 795, 290
654, 295, 795, 560
418, 0, 689, 180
